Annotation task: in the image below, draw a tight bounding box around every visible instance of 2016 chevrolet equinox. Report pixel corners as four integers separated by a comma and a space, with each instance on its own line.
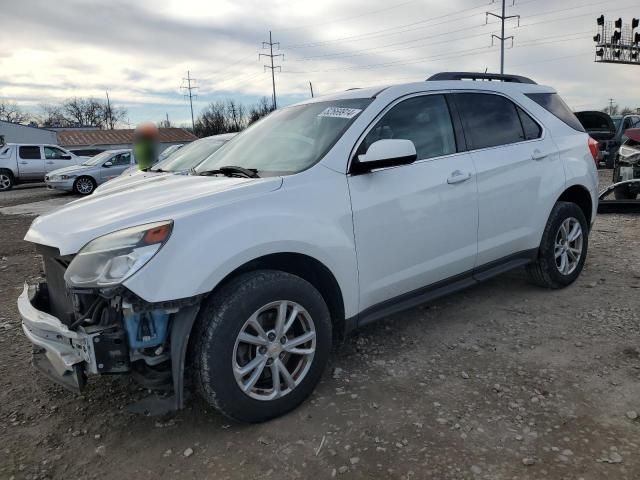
18, 73, 598, 423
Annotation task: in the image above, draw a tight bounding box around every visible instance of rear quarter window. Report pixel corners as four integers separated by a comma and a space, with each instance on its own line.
525, 93, 585, 132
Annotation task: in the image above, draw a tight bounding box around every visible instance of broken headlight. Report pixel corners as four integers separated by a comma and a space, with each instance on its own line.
64, 221, 173, 288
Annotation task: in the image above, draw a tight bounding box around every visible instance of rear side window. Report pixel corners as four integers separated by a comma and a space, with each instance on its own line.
360, 94, 457, 160
525, 93, 585, 132
455, 93, 525, 149
19, 146, 41, 159
516, 106, 542, 140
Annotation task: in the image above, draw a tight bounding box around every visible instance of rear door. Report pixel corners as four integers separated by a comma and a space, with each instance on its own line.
44, 146, 76, 172
453, 92, 564, 267
17, 145, 45, 179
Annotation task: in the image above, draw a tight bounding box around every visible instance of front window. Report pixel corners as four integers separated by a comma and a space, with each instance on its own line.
152, 139, 227, 172
612, 117, 622, 130
44, 146, 68, 159
82, 151, 113, 166
195, 99, 372, 176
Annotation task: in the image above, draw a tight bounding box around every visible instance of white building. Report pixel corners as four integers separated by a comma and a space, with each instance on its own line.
0, 120, 57, 145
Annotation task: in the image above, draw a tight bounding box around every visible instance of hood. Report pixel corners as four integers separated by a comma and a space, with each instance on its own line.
93, 169, 166, 195
575, 111, 616, 141
47, 164, 93, 177
624, 128, 640, 144
26, 174, 283, 255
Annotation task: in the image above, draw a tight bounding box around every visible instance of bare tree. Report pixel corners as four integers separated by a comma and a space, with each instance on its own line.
620, 107, 635, 116
248, 97, 274, 125
0, 101, 30, 124
194, 101, 228, 137
37, 104, 70, 128
603, 103, 620, 116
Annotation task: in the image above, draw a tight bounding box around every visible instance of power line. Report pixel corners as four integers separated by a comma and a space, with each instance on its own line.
180, 70, 198, 131
260, 31, 284, 109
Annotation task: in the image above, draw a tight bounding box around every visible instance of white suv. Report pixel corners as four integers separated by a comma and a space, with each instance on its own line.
18, 72, 598, 422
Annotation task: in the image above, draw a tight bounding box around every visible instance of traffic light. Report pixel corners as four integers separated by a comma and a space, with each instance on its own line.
635, 32, 640, 45
597, 15, 605, 26
632, 18, 639, 29
593, 33, 601, 43
615, 18, 623, 29
612, 30, 621, 43
596, 48, 604, 57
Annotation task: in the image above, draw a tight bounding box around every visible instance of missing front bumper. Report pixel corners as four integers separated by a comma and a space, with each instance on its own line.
18, 283, 95, 391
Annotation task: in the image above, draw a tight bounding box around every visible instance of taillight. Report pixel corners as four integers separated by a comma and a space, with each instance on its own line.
587, 137, 599, 165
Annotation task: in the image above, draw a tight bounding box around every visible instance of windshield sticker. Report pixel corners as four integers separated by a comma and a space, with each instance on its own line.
318, 107, 362, 119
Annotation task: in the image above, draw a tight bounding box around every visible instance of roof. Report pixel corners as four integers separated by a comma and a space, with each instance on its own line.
292, 78, 554, 106
57, 128, 198, 146
0, 119, 55, 132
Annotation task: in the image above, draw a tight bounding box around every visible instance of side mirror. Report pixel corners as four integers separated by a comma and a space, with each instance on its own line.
103, 161, 113, 167
352, 139, 417, 174
61, 154, 72, 160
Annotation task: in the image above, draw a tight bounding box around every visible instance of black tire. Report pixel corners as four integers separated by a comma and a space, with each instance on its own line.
192, 270, 332, 423
73, 176, 96, 195
0, 169, 14, 191
613, 185, 637, 200
526, 201, 589, 289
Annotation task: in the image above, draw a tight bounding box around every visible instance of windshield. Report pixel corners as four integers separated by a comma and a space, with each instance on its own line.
152, 139, 227, 172
612, 117, 622, 129
82, 151, 114, 166
195, 99, 371, 176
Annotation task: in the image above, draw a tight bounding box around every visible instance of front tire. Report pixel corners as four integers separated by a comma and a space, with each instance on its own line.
73, 176, 96, 195
193, 270, 332, 423
0, 169, 14, 191
526, 201, 589, 289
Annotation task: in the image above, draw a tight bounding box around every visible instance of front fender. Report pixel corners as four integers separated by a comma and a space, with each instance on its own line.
123, 167, 360, 318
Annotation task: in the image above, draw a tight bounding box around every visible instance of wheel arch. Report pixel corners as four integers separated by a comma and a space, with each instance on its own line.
204, 252, 347, 342
557, 184, 593, 227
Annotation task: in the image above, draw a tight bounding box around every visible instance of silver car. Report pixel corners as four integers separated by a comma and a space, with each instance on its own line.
45, 149, 136, 195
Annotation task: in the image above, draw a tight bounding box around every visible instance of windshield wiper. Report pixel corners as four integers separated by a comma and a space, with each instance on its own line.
197, 166, 260, 178
149, 167, 167, 173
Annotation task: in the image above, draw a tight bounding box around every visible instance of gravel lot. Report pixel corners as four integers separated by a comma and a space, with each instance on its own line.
1, 171, 639, 480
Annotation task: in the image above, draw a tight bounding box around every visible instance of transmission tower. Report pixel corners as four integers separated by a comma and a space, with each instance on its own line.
260, 31, 284, 109
180, 71, 198, 131
486, 0, 521, 74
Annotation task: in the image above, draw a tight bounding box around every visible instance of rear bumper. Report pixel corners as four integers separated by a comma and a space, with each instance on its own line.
18, 283, 96, 392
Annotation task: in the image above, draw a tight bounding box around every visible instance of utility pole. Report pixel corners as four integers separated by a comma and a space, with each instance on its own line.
309, 81, 314, 98
260, 31, 283, 110
608, 98, 615, 114
181, 71, 198, 131
105, 91, 113, 129
486, 0, 521, 74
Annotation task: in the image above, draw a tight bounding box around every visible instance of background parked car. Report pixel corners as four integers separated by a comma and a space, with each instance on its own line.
604, 114, 640, 168
0, 143, 87, 191
68, 147, 105, 157
95, 133, 235, 194
611, 128, 640, 200
45, 149, 135, 195
575, 111, 616, 168
158, 144, 184, 162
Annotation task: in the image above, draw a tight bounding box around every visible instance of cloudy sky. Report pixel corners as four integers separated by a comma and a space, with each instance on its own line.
1, 0, 639, 126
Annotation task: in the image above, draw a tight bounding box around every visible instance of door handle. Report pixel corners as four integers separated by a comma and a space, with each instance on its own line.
531, 149, 547, 161
447, 170, 472, 184
20, 161, 28, 164
46, 161, 54, 164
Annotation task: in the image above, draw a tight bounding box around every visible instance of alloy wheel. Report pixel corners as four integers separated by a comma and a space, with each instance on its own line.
0, 174, 11, 191
554, 217, 583, 275
76, 178, 94, 195
232, 300, 316, 401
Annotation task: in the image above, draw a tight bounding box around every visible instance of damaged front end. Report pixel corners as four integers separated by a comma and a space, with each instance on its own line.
18, 224, 202, 413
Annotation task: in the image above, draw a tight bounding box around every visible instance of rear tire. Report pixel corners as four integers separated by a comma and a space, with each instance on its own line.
526, 201, 589, 289
73, 176, 96, 195
0, 169, 14, 191
193, 270, 332, 423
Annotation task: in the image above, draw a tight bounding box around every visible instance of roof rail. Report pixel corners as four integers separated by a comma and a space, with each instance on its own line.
426, 72, 537, 84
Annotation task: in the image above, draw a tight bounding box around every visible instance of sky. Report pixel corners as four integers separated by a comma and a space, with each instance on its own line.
1, 0, 639, 127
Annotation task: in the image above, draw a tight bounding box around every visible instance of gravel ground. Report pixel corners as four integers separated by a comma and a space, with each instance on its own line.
1, 171, 639, 480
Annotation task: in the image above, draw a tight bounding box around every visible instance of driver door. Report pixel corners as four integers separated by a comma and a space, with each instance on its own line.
44, 146, 74, 172
347, 94, 478, 314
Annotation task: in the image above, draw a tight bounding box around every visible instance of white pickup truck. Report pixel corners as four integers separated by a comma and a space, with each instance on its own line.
0, 143, 86, 191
